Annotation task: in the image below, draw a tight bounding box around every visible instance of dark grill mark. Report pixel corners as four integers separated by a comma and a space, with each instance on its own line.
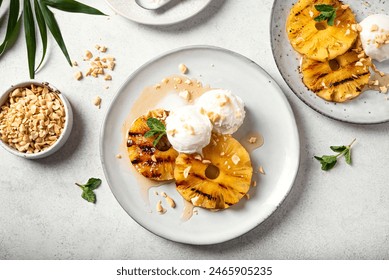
190, 188, 214, 201
193, 173, 207, 181
331, 72, 369, 87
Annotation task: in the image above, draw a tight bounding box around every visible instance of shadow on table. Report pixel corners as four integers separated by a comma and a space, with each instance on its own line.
34, 100, 84, 165
142, 0, 227, 32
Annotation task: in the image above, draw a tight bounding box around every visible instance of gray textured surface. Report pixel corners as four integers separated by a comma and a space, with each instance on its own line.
0, 0, 388, 260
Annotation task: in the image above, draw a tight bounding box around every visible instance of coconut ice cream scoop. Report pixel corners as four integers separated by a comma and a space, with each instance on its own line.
165, 105, 212, 154
196, 89, 245, 135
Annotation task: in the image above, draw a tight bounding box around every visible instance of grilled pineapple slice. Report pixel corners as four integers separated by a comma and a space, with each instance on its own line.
174, 134, 253, 210
286, 0, 358, 61
127, 109, 178, 181
301, 42, 371, 102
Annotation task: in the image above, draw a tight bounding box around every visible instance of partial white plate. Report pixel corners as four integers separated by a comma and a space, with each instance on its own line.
100, 46, 300, 245
271, 0, 389, 124
105, 0, 212, 25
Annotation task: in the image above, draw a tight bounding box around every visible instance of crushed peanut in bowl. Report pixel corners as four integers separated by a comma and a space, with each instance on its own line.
0, 82, 73, 159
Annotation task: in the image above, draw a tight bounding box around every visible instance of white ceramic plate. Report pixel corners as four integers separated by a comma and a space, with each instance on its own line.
271, 0, 389, 124
100, 46, 300, 245
105, 0, 212, 25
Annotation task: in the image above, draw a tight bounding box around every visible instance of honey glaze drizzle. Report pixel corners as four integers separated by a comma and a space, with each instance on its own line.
121, 75, 210, 209
181, 199, 195, 222
240, 131, 265, 153
366, 71, 389, 93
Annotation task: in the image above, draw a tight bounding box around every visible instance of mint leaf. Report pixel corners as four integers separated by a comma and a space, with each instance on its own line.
344, 150, 351, 165
144, 130, 158, 138
314, 139, 356, 171
314, 4, 337, 26
315, 155, 337, 171
314, 4, 335, 12
145, 117, 167, 147
147, 118, 165, 131
328, 11, 337, 26
330, 145, 347, 153
82, 188, 96, 203
76, 177, 102, 203
84, 178, 101, 190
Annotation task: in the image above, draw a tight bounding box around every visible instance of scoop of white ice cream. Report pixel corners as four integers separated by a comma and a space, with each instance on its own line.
359, 14, 389, 62
196, 89, 245, 135
165, 106, 212, 154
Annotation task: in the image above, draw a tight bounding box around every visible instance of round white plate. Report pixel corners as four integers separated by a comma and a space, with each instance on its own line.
100, 46, 300, 245
271, 0, 389, 124
105, 0, 212, 25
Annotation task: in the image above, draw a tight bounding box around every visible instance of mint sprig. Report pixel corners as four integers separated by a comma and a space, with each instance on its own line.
76, 178, 102, 203
314, 4, 337, 26
314, 139, 356, 171
144, 117, 166, 147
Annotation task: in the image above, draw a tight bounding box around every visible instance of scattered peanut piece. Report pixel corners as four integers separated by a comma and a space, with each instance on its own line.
93, 96, 102, 108
179, 63, 188, 74
341, 4, 349, 9
370, 24, 379, 32
72, 61, 78, 66
84, 50, 93, 60
258, 166, 265, 175
231, 154, 240, 165
252, 181, 257, 187
248, 137, 257, 144
74, 71, 83, 81
104, 74, 112, 81
202, 159, 212, 164
183, 166, 191, 178
179, 90, 191, 101
194, 155, 202, 161
380, 86, 388, 94
116, 154, 122, 159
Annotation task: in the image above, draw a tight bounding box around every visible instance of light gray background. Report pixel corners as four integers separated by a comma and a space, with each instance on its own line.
0, 0, 388, 259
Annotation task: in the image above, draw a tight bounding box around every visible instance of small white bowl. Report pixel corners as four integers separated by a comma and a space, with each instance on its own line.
0, 81, 73, 159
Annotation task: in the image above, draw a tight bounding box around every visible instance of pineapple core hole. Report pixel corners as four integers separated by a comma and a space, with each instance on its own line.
205, 164, 220, 179
328, 59, 340, 71
155, 135, 171, 151
315, 22, 327, 30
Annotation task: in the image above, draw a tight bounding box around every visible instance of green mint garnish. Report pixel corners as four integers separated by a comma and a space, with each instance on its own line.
314, 4, 338, 26
144, 117, 166, 147
314, 139, 356, 171
76, 178, 102, 203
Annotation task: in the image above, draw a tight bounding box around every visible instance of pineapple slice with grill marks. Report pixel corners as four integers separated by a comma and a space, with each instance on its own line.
301, 42, 371, 102
127, 109, 178, 181
286, 0, 358, 62
174, 134, 253, 210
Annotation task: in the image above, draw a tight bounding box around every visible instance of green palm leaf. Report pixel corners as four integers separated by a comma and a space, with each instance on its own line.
42, 0, 106, 15
0, 0, 21, 56
24, 0, 36, 78
34, 0, 48, 71
38, 1, 72, 66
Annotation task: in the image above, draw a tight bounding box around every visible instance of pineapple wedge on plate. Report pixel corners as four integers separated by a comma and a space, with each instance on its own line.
174, 134, 253, 210
127, 109, 178, 181
301, 41, 371, 102
286, 0, 358, 61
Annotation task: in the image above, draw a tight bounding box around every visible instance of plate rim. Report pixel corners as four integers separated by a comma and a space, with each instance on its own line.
104, 0, 213, 26
269, 0, 389, 125
99, 45, 301, 245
